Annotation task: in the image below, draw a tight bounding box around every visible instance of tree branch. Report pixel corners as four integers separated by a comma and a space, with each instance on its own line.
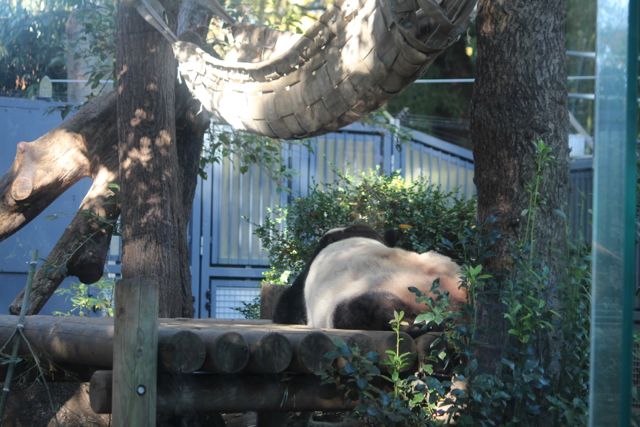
0, 93, 118, 241
9, 166, 120, 315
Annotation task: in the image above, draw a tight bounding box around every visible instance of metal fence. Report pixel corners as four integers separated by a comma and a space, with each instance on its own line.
193, 125, 593, 318
0, 96, 596, 319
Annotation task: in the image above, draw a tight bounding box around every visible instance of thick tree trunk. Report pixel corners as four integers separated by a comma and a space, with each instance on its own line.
116, 2, 186, 318
470, 0, 569, 371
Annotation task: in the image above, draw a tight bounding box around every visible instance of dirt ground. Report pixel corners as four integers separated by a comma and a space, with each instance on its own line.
1, 381, 109, 427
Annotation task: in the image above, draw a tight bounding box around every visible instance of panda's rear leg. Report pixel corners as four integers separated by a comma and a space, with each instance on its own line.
332, 292, 423, 336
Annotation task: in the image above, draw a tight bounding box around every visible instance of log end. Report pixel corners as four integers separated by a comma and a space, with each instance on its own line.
8, 298, 21, 315
159, 330, 206, 373
203, 331, 250, 374
247, 332, 292, 374
295, 332, 336, 374
69, 259, 108, 284
89, 370, 113, 414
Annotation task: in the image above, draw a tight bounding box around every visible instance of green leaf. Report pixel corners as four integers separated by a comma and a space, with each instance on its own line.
415, 312, 435, 324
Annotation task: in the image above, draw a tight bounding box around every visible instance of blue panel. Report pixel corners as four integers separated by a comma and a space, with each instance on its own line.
0, 273, 95, 315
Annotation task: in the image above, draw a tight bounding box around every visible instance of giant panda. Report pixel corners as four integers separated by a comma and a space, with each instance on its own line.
272, 224, 388, 324
272, 225, 465, 335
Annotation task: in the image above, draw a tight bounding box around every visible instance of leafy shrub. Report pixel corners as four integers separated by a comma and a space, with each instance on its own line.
231, 295, 261, 319
322, 311, 454, 426
254, 170, 477, 285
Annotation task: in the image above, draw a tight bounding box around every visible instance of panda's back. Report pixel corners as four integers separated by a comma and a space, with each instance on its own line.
303, 237, 461, 329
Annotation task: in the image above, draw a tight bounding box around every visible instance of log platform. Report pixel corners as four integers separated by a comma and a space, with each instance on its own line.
0, 315, 443, 419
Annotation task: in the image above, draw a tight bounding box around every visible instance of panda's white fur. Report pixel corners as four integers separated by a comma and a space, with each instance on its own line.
304, 237, 464, 329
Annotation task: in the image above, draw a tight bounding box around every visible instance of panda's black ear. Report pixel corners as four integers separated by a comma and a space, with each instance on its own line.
383, 228, 401, 247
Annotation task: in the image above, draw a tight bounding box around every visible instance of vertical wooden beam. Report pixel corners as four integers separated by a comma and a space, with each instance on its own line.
112, 278, 159, 426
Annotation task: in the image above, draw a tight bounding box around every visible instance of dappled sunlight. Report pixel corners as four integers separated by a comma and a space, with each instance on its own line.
121, 130, 174, 176
129, 108, 149, 127
79, 166, 118, 212
121, 137, 153, 172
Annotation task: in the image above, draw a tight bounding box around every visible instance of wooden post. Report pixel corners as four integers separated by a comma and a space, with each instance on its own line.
112, 278, 159, 426
260, 284, 288, 320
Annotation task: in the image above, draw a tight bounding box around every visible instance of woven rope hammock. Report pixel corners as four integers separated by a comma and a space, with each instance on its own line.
173, 0, 476, 139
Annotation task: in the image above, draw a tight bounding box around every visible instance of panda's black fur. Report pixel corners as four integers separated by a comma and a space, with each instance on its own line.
272, 224, 463, 335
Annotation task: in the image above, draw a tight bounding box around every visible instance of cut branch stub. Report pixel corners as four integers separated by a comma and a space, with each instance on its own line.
10, 177, 33, 202
1, 134, 90, 240
10, 143, 35, 201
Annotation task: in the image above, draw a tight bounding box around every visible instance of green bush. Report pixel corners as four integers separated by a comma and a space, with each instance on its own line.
254, 170, 477, 285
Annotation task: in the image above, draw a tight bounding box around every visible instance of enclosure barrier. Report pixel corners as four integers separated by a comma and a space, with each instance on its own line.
0, 315, 443, 416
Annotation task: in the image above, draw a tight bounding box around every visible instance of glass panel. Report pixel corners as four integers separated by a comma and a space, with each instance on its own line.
589, 1, 638, 425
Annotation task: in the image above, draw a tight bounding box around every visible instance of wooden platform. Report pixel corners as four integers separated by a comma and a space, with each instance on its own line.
0, 315, 441, 417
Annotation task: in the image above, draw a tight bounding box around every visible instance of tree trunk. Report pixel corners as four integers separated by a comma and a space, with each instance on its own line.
470, 0, 569, 372
116, 1, 187, 317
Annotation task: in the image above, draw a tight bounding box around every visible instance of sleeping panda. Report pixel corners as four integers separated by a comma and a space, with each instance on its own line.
272, 225, 465, 335
272, 224, 388, 325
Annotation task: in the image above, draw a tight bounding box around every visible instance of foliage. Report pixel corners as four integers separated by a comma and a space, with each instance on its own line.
198, 124, 301, 190
70, 0, 116, 99
259, 142, 591, 425
0, 0, 75, 97
231, 295, 261, 319
52, 278, 115, 317
255, 170, 477, 284
223, 0, 329, 31
0, 0, 115, 104
457, 142, 591, 426
386, 38, 475, 148
322, 311, 454, 426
